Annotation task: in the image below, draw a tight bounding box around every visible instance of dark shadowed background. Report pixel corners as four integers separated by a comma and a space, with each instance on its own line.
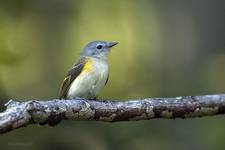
1, 0, 225, 150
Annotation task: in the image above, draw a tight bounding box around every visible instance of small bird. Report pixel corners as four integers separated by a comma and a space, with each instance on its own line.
59, 40, 118, 99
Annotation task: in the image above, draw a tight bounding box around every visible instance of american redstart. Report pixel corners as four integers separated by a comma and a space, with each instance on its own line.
59, 41, 118, 99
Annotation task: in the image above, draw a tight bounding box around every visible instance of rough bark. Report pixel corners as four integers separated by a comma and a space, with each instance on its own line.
1, 94, 225, 134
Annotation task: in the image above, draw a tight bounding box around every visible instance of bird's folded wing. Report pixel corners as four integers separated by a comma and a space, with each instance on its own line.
59, 57, 85, 99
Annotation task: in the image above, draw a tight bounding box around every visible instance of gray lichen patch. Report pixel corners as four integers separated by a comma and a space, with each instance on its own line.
185, 107, 219, 118
65, 109, 79, 119
29, 110, 49, 123
200, 107, 218, 115
129, 113, 148, 121
78, 101, 95, 119
161, 110, 173, 118
145, 105, 155, 118
99, 114, 116, 121
24, 101, 48, 123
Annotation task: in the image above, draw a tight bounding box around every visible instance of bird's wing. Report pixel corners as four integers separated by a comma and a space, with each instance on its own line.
59, 57, 85, 99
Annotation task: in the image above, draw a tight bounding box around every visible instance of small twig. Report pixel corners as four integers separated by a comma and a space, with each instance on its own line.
1, 94, 225, 134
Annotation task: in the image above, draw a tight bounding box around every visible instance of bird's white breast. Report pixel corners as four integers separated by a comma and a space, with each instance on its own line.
67, 57, 109, 99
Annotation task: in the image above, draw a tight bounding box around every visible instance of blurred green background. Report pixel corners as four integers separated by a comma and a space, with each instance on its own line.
1, 0, 225, 149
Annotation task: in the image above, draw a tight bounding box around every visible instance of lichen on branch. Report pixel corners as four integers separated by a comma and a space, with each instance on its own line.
1, 94, 225, 134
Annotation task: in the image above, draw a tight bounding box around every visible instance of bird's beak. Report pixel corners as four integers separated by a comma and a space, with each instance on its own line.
107, 41, 119, 48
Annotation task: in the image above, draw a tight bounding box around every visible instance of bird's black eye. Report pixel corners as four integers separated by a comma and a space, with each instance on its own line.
96, 44, 103, 49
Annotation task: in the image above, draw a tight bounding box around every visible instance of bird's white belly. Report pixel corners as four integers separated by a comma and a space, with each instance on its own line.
67, 59, 108, 99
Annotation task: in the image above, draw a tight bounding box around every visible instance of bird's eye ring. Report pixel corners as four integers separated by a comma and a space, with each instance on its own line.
96, 44, 103, 49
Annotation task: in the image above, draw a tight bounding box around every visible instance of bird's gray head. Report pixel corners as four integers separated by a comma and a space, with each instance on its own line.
82, 41, 118, 60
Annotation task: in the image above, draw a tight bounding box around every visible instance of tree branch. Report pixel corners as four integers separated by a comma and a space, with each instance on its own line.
1, 94, 225, 134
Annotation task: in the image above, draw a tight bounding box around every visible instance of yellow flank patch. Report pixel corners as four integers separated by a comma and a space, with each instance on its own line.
83, 58, 93, 72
